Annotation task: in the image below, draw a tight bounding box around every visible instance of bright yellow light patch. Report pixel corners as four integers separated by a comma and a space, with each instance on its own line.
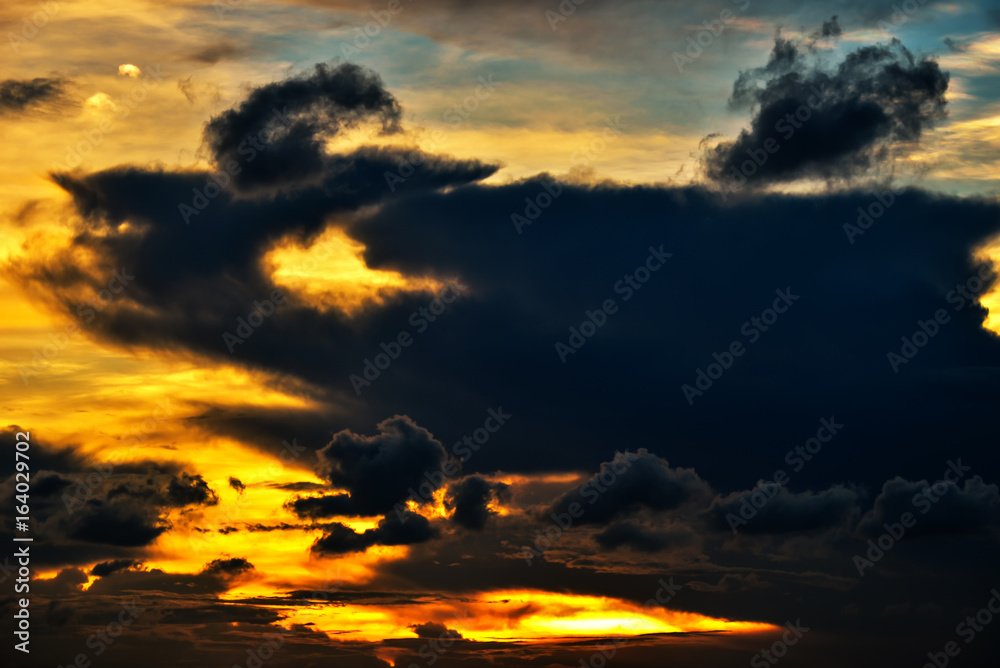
118, 63, 141, 77
264, 227, 444, 316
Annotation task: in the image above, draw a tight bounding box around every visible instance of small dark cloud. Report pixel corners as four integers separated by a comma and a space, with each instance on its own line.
202, 557, 255, 576
703, 36, 948, 189
408, 621, 463, 639
858, 475, 1000, 538
90, 559, 145, 577
705, 484, 860, 534
0, 77, 66, 114
548, 450, 711, 526
315, 416, 448, 517
445, 476, 509, 530
942, 37, 967, 53
311, 511, 438, 555
228, 476, 246, 493
166, 473, 219, 506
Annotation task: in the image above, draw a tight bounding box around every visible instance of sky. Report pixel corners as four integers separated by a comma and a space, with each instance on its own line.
1, 1, 1000, 667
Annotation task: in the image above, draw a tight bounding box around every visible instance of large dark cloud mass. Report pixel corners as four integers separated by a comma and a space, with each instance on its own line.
6, 47, 1000, 668
702, 35, 949, 188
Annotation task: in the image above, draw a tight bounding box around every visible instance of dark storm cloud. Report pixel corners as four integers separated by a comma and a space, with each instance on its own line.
858, 474, 1000, 538
311, 511, 438, 555
313, 416, 449, 516
166, 472, 220, 506
408, 621, 462, 639
90, 559, 145, 577
705, 484, 861, 534
202, 62, 402, 191
69, 504, 168, 546
0, 77, 65, 113
445, 476, 508, 530
548, 451, 711, 526
287, 493, 356, 518
702, 36, 949, 188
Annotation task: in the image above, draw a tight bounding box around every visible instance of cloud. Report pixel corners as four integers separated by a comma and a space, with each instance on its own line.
90, 559, 145, 577
408, 621, 463, 639
0, 77, 66, 114
858, 475, 1000, 538
445, 476, 509, 530
314, 416, 449, 517
202, 62, 403, 192
311, 511, 438, 555
548, 450, 712, 526
702, 36, 949, 188
705, 484, 861, 534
